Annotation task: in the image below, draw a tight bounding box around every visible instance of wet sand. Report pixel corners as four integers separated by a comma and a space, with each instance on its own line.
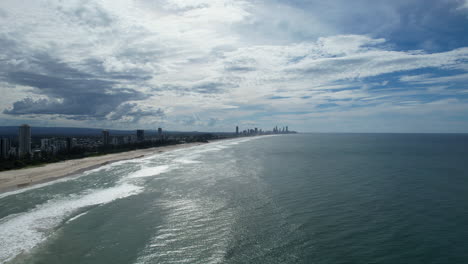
0, 142, 206, 194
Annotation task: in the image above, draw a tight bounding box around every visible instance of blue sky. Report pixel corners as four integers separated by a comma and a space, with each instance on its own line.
0, 0, 467, 132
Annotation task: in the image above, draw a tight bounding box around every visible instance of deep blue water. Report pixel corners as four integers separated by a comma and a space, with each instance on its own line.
1, 134, 468, 263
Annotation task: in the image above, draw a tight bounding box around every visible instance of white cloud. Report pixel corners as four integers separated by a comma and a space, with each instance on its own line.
400, 73, 468, 84
0, 0, 467, 131
457, 0, 468, 10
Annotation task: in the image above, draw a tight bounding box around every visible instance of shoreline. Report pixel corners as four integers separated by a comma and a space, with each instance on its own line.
0, 141, 209, 194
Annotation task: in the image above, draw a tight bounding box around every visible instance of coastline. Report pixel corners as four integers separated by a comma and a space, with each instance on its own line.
0, 141, 208, 194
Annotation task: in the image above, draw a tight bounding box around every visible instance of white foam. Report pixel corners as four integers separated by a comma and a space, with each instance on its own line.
0, 183, 143, 263
129, 137, 264, 178
127, 136, 266, 168
66, 211, 89, 223
80, 158, 141, 175
174, 158, 200, 164
127, 165, 172, 179
0, 136, 268, 262
0, 160, 139, 200
0, 176, 79, 199
134, 197, 234, 264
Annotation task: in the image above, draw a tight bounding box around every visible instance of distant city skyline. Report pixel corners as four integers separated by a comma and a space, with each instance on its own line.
1, 123, 284, 163
0, 0, 467, 133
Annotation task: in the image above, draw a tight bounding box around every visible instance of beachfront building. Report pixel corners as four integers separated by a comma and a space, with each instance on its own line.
66, 138, 77, 151
0, 138, 10, 159
137, 130, 145, 142
111, 137, 119, 146
54, 140, 67, 153
41, 138, 51, 150
18, 124, 32, 157
102, 130, 110, 145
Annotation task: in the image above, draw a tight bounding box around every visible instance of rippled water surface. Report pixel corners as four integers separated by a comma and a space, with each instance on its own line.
1, 134, 468, 263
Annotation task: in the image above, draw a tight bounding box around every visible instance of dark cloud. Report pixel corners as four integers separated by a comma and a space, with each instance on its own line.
3, 98, 61, 115
0, 31, 161, 122
29, 53, 94, 79
3, 71, 145, 118
0, 39, 148, 121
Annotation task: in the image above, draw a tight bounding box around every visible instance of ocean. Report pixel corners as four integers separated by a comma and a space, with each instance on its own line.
1, 133, 468, 263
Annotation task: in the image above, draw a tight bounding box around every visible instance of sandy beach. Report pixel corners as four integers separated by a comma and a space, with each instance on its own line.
0, 142, 206, 194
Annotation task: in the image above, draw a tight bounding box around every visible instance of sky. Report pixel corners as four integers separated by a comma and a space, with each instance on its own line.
0, 0, 467, 133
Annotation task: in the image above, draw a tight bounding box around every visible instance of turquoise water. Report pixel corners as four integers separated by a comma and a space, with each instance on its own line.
1, 134, 468, 263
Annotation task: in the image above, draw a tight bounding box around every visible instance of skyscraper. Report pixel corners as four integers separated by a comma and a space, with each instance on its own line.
0, 138, 10, 159
158, 127, 162, 136
102, 130, 110, 145
111, 137, 119, 145
236, 126, 239, 134
40, 138, 50, 150
18, 124, 31, 157
66, 137, 76, 152
137, 130, 145, 142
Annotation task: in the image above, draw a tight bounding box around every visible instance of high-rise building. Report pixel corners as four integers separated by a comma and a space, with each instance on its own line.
111, 137, 119, 145
1, 138, 10, 159
255, 128, 258, 133
66, 137, 77, 151
40, 138, 50, 150
18, 124, 31, 157
137, 130, 145, 142
54, 140, 67, 153
158, 127, 162, 136
286, 126, 288, 132
8, 147, 17, 158
102, 130, 110, 145
236, 126, 239, 134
